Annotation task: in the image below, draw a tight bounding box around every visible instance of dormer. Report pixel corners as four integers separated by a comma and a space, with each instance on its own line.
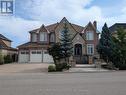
38, 24, 49, 43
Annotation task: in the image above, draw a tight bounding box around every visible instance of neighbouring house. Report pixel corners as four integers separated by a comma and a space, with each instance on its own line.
0, 34, 18, 62
18, 17, 99, 64
109, 23, 126, 36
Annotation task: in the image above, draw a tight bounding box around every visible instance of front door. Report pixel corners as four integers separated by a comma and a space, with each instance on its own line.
74, 44, 82, 56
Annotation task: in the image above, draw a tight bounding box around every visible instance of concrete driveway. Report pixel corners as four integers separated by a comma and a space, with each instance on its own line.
0, 63, 51, 73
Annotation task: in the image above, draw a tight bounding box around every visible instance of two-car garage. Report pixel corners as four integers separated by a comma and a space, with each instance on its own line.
18, 50, 53, 63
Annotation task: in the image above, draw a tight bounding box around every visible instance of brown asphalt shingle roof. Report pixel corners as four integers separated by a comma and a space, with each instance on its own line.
29, 23, 84, 33
0, 34, 12, 42
18, 42, 50, 48
109, 23, 126, 32
0, 39, 8, 48
0, 39, 17, 51
71, 23, 84, 33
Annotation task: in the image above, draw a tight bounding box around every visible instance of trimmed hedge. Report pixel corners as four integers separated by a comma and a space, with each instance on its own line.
48, 65, 56, 72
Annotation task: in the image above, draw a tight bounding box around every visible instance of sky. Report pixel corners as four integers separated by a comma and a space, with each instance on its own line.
0, 0, 126, 47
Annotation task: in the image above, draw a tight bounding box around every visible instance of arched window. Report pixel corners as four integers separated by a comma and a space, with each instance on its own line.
74, 44, 82, 56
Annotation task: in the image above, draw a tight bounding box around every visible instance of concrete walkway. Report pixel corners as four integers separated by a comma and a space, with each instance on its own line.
65, 64, 111, 73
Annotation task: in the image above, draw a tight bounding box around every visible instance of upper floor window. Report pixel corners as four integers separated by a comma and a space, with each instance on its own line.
87, 44, 94, 55
40, 32, 47, 41
31, 33, 37, 42
50, 33, 55, 42
86, 31, 94, 40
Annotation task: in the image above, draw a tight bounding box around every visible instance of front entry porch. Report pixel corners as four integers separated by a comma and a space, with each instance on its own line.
73, 44, 94, 64
74, 55, 89, 64
74, 44, 88, 64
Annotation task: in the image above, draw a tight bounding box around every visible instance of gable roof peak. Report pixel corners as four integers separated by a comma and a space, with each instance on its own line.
62, 17, 67, 20
88, 21, 92, 25
38, 24, 50, 33
60, 17, 69, 23
41, 24, 45, 27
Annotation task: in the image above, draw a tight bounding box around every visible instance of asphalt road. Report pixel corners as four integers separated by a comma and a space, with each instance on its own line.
0, 72, 126, 95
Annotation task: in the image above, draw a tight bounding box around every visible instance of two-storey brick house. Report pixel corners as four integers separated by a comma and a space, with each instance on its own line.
18, 17, 99, 64
0, 34, 17, 62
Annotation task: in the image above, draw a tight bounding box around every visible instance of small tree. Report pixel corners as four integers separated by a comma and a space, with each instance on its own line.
48, 43, 63, 64
97, 23, 113, 63
60, 22, 73, 64
48, 43, 67, 71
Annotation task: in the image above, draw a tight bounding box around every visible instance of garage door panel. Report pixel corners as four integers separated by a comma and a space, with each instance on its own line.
19, 51, 29, 63
30, 50, 42, 62
43, 51, 53, 63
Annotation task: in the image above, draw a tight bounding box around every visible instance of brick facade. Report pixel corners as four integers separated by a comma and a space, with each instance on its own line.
18, 17, 99, 64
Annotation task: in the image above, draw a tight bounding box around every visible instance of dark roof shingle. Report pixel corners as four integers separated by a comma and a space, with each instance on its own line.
0, 34, 11, 42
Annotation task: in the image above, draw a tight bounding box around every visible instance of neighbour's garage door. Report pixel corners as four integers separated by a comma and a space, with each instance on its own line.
43, 50, 54, 63
30, 50, 42, 62
19, 51, 29, 63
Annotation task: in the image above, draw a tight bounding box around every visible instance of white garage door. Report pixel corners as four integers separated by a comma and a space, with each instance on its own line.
30, 50, 42, 62
19, 51, 29, 63
43, 50, 54, 63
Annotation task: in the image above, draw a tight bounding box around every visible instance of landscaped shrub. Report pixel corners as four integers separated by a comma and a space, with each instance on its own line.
55, 62, 71, 71
4, 55, 13, 63
48, 65, 56, 72
55, 63, 64, 71
62, 62, 71, 70
0, 54, 4, 65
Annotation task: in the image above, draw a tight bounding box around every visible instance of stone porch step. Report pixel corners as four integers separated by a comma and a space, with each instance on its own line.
75, 64, 95, 68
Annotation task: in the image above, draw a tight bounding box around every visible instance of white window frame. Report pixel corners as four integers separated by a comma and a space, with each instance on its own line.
86, 31, 94, 40
40, 32, 47, 41
31, 50, 42, 54
87, 44, 94, 55
32, 33, 37, 42
20, 51, 29, 54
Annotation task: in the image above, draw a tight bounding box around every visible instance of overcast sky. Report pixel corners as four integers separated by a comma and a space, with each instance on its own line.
0, 0, 126, 47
